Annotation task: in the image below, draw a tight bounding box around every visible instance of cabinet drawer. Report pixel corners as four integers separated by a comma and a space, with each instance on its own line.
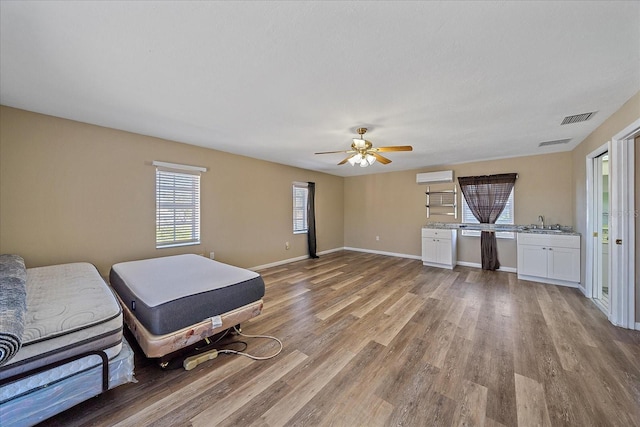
517, 233, 580, 249
422, 228, 452, 239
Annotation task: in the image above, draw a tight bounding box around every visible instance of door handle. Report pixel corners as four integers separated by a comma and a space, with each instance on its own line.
616, 239, 622, 245
593, 232, 598, 237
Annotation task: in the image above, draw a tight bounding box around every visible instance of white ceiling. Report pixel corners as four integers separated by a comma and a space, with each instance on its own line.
1, 1, 639, 177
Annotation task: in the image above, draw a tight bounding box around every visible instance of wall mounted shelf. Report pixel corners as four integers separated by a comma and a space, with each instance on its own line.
425, 185, 457, 218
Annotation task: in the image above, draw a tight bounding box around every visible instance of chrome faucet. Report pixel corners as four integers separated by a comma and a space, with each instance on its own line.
538, 215, 544, 228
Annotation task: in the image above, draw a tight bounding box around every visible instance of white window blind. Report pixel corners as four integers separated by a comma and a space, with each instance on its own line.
156, 167, 201, 248
461, 189, 515, 238
293, 183, 308, 234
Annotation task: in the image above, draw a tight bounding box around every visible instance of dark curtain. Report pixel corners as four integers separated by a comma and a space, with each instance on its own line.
307, 182, 319, 259
458, 173, 517, 271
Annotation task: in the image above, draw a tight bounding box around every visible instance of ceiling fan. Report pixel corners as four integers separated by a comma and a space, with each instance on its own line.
315, 128, 413, 167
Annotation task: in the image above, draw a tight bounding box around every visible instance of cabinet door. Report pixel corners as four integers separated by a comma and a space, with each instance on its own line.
518, 245, 548, 277
422, 238, 438, 263
435, 238, 453, 265
548, 247, 580, 282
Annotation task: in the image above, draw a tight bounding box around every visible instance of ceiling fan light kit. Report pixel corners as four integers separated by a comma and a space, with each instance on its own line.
315, 127, 413, 168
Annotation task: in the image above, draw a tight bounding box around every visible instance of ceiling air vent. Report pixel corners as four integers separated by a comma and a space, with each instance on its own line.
539, 138, 572, 147
561, 112, 596, 125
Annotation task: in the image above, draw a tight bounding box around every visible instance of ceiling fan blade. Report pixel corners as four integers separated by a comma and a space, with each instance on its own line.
372, 152, 392, 164
314, 149, 353, 155
338, 155, 354, 165
374, 145, 413, 152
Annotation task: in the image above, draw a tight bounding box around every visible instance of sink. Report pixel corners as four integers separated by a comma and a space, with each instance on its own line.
523, 228, 563, 233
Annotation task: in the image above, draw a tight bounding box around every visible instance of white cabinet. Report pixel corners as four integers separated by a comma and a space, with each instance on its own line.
422, 228, 457, 269
517, 233, 580, 287
518, 244, 548, 277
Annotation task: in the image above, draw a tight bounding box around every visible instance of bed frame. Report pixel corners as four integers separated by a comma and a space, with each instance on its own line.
118, 293, 263, 362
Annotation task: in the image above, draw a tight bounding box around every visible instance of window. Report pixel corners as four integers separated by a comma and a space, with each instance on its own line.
155, 164, 203, 248
293, 183, 308, 234
461, 189, 515, 238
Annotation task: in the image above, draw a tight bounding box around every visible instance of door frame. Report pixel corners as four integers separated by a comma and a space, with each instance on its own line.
610, 119, 637, 329
585, 118, 637, 329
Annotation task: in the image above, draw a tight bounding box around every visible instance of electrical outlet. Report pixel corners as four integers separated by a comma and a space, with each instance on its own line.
285, 241, 290, 250
209, 252, 215, 259
376, 236, 380, 241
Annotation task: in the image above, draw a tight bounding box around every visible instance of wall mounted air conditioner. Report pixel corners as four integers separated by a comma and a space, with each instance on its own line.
416, 170, 454, 184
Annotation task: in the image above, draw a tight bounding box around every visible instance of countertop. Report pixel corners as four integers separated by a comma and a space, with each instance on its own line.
423, 222, 580, 236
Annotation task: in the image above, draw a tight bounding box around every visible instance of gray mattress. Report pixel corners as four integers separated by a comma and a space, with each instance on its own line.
109, 254, 265, 335
0, 263, 123, 381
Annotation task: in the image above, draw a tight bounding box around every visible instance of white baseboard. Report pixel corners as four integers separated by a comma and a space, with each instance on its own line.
318, 247, 345, 255
455, 261, 517, 273
250, 247, 344, 271
343, 247, 421, 260
253, 247, 518, 273
344, 248, 517, 271
516, 273, 580, 289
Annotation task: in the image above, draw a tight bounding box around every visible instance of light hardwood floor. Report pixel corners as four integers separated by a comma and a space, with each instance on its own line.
47, 251, 640, 426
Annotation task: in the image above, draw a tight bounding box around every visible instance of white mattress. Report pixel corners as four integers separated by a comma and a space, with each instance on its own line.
0, 263, 123, 379
112, 254, 260, 307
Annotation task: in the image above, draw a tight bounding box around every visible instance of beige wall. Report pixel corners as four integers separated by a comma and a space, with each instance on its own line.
570, 91, 639, 322
2, 96, 637, 322
344, 152, 574, 269
0, 106, 344, 276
